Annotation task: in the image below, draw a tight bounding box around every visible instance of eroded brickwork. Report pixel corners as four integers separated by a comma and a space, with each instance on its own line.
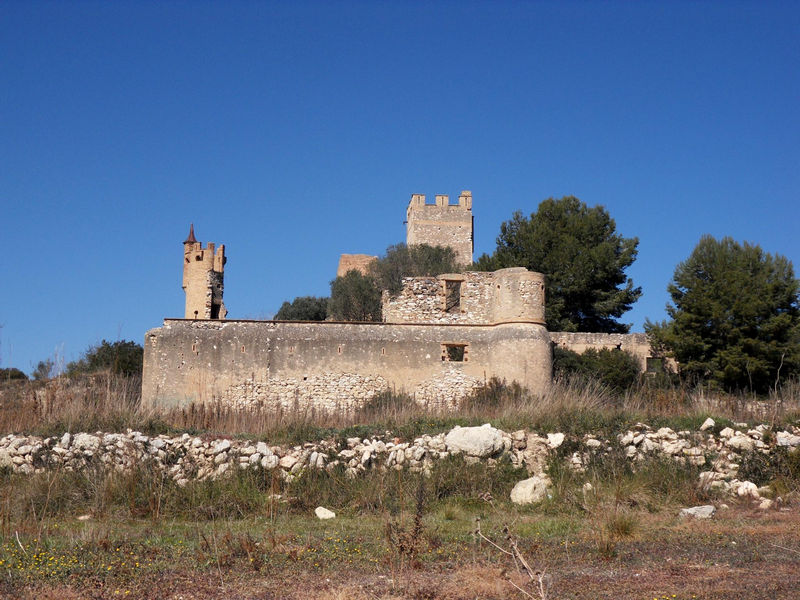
382, 268, 545, 325
220, 373, 390, 412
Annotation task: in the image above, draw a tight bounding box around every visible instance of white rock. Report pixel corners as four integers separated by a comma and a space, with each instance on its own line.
680, 505, 716, 519
585, 438, 602, 449
444, 424, 505, 458
662, 440, 688, 455
719, 427, 735, 439
73, 433, 100, 452
776, 431, 800, 447
510, 475, 552, 505
758, 498, 773, 510
279, 455, 297, 469
256, 441, 269, 455
212, 439, 231, 455
727, 435, 755, 452
315, 506, 336, 520
60, 432, 72, 448
547, 433, 565, 449
736, 481, 759, 498
261, 455, 279, 469
699, 418, 715, 431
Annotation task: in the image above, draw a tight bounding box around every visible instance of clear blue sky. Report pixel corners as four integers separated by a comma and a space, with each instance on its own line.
2, 1, 798, 374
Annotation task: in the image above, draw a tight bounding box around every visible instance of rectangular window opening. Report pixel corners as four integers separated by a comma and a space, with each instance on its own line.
444, 280, 462, 313
441, 343, 468, 362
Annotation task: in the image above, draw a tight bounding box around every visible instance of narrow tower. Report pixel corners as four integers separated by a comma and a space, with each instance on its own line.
182, 224, 227, 320
406, 191, 473, 265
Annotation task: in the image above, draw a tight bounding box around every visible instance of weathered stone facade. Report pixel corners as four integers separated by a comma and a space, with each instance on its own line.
406, 191, 473, 265
382, 268, 545, 326
142, 315, 552, 411
182, 225, 226, 320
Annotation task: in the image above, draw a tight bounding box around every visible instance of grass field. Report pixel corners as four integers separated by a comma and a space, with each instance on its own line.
0, 373, 798, 599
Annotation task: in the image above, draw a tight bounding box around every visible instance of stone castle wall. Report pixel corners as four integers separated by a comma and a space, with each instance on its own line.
382, 268, 546, 326
142, 318, 552, 411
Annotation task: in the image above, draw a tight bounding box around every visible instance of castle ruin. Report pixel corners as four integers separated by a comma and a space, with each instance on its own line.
142, 191, 653, 411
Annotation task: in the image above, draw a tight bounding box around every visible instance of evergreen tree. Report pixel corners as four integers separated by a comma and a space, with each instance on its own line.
275, 296, 328, 321
328, 271, 383, 322
645, 235, 800, 393
476, 197, 641, 332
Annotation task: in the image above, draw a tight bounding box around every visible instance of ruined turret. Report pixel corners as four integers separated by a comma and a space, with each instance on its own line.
182, 224, 226, 319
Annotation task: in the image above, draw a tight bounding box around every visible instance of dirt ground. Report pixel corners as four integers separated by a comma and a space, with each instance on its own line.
3, 506, 799, 600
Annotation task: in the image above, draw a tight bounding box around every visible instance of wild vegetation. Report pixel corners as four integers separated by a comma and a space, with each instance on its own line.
1, 371, 799, 598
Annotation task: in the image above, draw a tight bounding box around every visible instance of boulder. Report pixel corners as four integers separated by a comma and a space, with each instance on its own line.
727, 435, 755, 452
72, 433, 100, 453
680, 505, 716, 519
776, 432, 800, 447
315, 506, 336, 520
510, 475, 551, 505
212, 439, 231, 455
444, 424, 504, 458
736, 481, 759, 498
699, 418, 715, 432
547, 433, 565, 449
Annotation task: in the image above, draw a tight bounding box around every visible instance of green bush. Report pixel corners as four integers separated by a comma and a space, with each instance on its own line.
0, 367, 28, 381
66, 339, 143, 377
553, 347, 640, 394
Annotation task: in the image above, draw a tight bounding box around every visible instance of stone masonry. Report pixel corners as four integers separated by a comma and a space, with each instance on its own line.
406, 191, 473, 266
182, 225, 226, 320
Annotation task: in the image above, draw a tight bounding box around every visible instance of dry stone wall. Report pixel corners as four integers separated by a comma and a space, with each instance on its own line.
3, 421, 798, 507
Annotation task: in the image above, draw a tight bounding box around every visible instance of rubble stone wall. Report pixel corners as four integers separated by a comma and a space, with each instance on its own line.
142, 319, 551, 410
3, 422, 797, 506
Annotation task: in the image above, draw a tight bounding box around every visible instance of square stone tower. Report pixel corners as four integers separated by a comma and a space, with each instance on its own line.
182, 225, 227, 320
406, 191, 473, 266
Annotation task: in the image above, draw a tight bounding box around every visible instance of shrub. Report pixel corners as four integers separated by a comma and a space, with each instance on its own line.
553, 347, 640, 394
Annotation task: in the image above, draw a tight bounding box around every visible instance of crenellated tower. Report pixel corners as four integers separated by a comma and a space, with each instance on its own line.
406, 191, 473, 265
182, 224, 227, 320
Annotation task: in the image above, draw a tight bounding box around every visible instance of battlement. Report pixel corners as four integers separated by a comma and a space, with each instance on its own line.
406, 191, 474, 265
182, 224, 227, 320
407, 190, 472, 210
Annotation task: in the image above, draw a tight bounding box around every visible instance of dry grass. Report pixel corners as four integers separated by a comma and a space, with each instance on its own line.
1, 373, 799, 442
